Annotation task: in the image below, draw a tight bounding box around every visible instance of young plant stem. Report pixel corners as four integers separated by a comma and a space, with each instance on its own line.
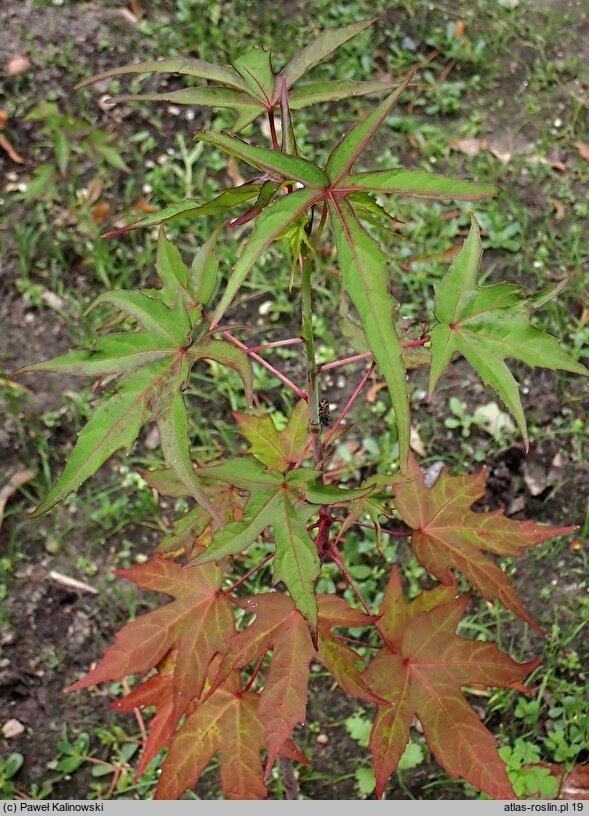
300, 254, 322, 465
267, 110, 280, 151
279, 756, 299, 800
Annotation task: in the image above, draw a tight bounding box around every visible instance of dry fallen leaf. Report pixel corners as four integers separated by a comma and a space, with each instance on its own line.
0, 108, 7, 131
91, 202, 112, 225
132, 198, 156, 214
366, 380, 387, 404
0, 134, 25, 164
528, 154, 567, 172
7, 55, 31, 75
226, 155, 245, 186
0, 469, 35, 532
550, 198, 566, 219
410, 426, 426, 456
573, 140, 589, 162
454, 19, 465, 38
448, 137, 489, 157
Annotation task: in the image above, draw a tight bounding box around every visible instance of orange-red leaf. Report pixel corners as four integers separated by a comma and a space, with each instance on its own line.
155, 672, 267, 800
393, 455, 575, 629
211, 592, 381, 777
66, 558, 234, 719
365, 567, 539, 799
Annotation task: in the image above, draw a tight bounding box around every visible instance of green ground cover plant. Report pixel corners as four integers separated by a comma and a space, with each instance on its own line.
8, 9, 588, 802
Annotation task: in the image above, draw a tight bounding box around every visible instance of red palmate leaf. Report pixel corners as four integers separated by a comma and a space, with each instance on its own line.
66, 558, 234, 719
211, 593, 382, 777
366, 567, 540, 799
393, 455, 575, 629
156, 671, 266, 800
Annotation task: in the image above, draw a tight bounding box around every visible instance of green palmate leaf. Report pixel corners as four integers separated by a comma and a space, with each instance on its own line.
278, 17, 379, 93
16, 237, 253, 519
195, 130, 329, 188
326, 76, 414, 183
102, 184, 261, 238
77, 20, 387, 140
210, 187, 321, 326
429, 217, 588, 446
234, 47, 275, 101
342, 169, 497, 200
365, 567, 540, 800
228, 180, 282, 229
234, 399, 309, 472
329, 197, 411, 467
189, 458, 374, 629
109, 87, 263, 128
289, 80, 397, 109
189, 459, 319, 628
190, 229, 220, 306
74, 57, 247, 91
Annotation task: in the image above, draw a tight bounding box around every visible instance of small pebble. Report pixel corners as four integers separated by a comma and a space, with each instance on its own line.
316, 734, 329, 745
2, 719, 25, 739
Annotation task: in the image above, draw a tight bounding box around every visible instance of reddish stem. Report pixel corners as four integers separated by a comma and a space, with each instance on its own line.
319, 352, 373, 372
293, 436, 313, 469
318, 337, 429, 372
402, 337, 430, 349
248, 337, 304, 352
122, 678, 147, 747
205, 317, 306, 400
244, 648, 268, 691
225, 552, 274, 594
335, 634, 380, 650
333, 519, 411, 538
329, 547, 396, 655
323, 362, 375, 448
312, 201, 328, 249
268, 110, 280, 150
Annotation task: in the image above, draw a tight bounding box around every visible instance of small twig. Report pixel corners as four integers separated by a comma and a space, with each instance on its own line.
48, 570, 98, 595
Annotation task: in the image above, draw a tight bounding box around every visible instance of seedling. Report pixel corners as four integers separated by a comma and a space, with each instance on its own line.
17, 18, 587, 800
